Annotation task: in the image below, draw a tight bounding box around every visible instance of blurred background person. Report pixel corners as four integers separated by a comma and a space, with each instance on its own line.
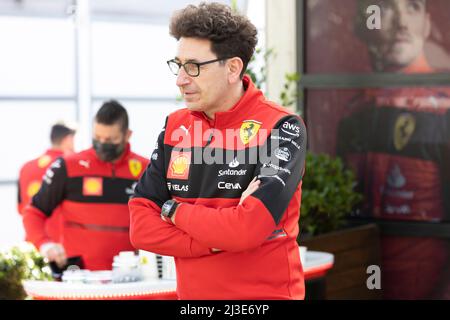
338, 0, 450, 299
18, 122, 76, 242
22, 100, 148, 271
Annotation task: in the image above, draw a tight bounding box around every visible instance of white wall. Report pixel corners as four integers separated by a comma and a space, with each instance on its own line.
0, 0, 266, 248
266, 0, 297, 111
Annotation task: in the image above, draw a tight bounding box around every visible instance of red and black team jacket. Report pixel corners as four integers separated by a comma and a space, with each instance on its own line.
22, 144, 149, 270
18, 149, 64, 242
129, 75, 307, 299
336, 57, 450, 299
336, 58, 450, 222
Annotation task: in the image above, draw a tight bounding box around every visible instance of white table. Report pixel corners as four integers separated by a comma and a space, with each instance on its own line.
23, 279, 177, 300
303, 251, 334, 280
23, 250, 334, 300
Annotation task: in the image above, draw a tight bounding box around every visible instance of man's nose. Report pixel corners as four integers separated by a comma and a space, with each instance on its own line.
394, 5, 408, 29
176, 67, 191, 87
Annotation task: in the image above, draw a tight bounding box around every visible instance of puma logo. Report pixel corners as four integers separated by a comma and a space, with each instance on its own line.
180, 125, 190, 136
79, 160, 90, 169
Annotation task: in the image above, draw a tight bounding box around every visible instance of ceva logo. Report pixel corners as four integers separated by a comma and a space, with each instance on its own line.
218, 182, 242, 190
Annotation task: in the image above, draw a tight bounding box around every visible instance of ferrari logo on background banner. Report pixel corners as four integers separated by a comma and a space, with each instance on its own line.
38, 155, 52, 168
239, 120, 262, 145
83, 177, 103, 196
129, 159, 143, 178
167, 151, 191, 180
394, 113, 416, 151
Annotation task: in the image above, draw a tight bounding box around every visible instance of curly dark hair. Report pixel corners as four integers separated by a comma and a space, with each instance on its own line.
169, 2, 258, 78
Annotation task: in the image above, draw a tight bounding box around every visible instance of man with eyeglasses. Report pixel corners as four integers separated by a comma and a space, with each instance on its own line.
129, 2, 307, 300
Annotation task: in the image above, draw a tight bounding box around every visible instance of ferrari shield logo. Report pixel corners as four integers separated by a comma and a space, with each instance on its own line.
239, 120, 262, 145
394, 113, 416, 151
129, 159, 143, 178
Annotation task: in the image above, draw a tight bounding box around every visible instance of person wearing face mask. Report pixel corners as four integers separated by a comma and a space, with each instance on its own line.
18, 122, 76, 242
22, 100, 149, 271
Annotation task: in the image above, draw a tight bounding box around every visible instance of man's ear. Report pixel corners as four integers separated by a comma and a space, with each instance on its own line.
227, 57, 244, 83
125, 129, 132, 143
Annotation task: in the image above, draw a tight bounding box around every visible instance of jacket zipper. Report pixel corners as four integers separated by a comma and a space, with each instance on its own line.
205, 130, 214, 147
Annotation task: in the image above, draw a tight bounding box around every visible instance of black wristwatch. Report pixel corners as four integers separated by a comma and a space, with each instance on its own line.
161, 199, 179, 221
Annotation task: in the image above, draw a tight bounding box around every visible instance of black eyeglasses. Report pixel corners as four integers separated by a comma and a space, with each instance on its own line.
167, 57, 230, 77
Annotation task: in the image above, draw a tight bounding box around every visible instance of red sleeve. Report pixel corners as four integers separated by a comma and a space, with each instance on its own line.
22, 204, 52, 248
129, 197, 213, 258
17, 168, 28, 215
17, 203, 24, 216
17, 184, 25, 215
174, 195, 276, 253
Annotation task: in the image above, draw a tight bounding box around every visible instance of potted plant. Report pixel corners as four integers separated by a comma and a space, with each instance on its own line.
0, 243, 53, 300
299, 152, 363, 238
298, 153, 382, 299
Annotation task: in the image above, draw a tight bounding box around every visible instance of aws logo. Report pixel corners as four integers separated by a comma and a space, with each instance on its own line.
281, 121, 300, 137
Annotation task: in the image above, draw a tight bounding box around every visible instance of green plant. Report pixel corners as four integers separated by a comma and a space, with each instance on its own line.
299, 153, 363, 238
0, 243, 53, 300
279, 72, 300, 108
246, 47, 275, 91
246, 47, 301, 112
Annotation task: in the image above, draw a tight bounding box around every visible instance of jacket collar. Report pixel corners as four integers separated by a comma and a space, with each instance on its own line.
45, 149, 64, 158
190, 75, 264, 129
402, 53, 433, 74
